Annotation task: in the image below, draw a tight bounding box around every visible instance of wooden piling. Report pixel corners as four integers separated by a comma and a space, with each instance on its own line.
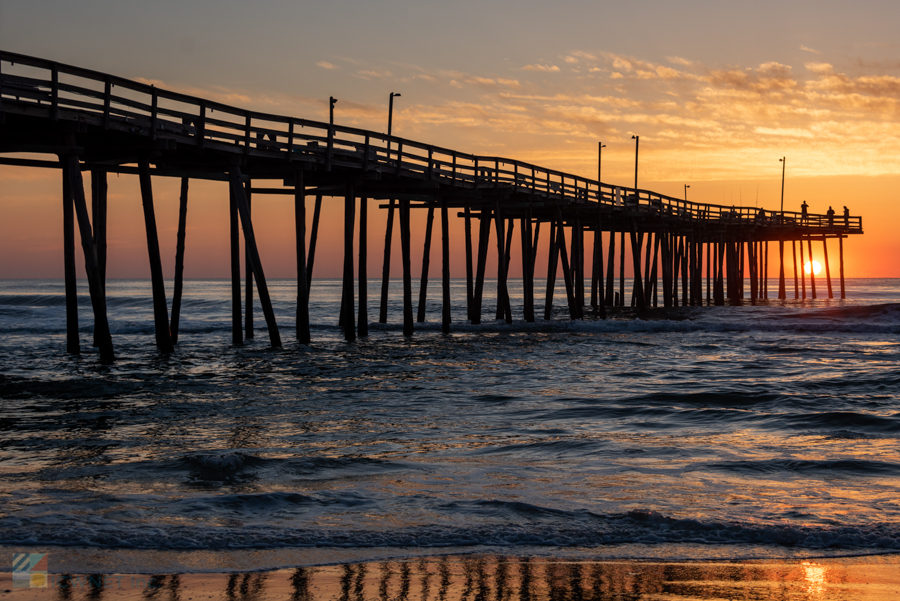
764, 241, 769, 299
341, 186, 357, 341
138, 159, 174, 354
494, 203, 512, 323
521, 211, 535, 322
595, 216, 607, 317
91, 171, 108, 296
62, 152, 114, 362
799, 238, 806, 300
792, 240, 799, 299
400, 199, 414, 335
544, 220, 558, 320
822, 237, 833, 299
778, 240, 786, 299
62, 164, 79, 354
358, 195, 369, 337
441, 199, 451, 333
378, 199, 395, 324
619, 231, 625, 306
244, 183, 254, 339
807, 237, 817, 299
171, 177, 189, 344
629, 220, 646, 312
417, 206, 435, 323
555, 209, 578, 320
229, 167, 281, 347
229, 182, 242, 345
605, 228, 616, 307
306, 195, 322, 297
839, 236, 846, 299
464, 207, 474, 321
294, 170, 310, 344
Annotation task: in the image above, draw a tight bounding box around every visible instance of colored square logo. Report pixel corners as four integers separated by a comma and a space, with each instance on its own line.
12, 553, 48, 588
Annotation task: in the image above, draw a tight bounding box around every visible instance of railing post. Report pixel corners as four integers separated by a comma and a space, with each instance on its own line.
326, 125, 334, 171
474, 159, 479, 190
0, 58, 5, 124
287, 118, 295, 158
244, 114, 251, 155
150, 86, 158, 140
197, 101, 206, 149
428, 148, 434, 180
103, 76, 111, 129
363, 134, 370, 172
51, 63, 59, 121
451, 154, 457, 187
395, 141, 402, 176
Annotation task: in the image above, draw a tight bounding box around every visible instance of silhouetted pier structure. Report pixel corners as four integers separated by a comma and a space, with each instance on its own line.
0, 51, 864, 361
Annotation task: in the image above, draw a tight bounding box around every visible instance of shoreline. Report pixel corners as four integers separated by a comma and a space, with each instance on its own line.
2, 551, 899, 600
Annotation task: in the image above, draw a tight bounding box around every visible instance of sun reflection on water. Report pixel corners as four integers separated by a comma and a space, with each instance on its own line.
801, 560, 827, 596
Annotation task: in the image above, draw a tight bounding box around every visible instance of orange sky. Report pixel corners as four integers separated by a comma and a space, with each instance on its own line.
2, 1, 899, 278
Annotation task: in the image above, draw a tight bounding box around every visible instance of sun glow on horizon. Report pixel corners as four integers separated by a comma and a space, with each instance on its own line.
804, 260, 822, 275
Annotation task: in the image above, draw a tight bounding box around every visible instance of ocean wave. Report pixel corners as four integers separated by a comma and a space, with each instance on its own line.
2, 507, 898, 552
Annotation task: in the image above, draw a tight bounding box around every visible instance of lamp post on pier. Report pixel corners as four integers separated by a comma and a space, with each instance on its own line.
388, 92, 401, 137
631, 135, 639, 192
779, 157, 786, 215
329, 96, 337, 125
684, 184, 690, 201
598, 142, 606, 182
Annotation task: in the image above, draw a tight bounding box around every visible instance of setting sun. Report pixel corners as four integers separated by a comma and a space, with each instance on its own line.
804, 260, 822, 275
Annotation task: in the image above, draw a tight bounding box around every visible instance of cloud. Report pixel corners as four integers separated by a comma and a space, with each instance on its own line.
800, 45, 821, 54
522, 64, 560, 72
355, 70, 393, 79
316, 61, 338, 70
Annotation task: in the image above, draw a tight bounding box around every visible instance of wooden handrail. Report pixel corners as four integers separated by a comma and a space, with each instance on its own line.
0, 49, 864, 233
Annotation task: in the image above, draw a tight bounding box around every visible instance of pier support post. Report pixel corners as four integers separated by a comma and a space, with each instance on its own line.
464, 207, 474, 321
91, 170, 108, 348
229, 166, 281, 348
792, 240, 799, 299
778, 240, 786, 299
619, 231, 625, 306
799, 238, 806, 300
544, 220, 558, 320
358, 195, 368, 337
605, 228, 616, 307
823, 238, 833, 299
807, 237, 817, 299
306, 195, 322, 297
839, 237, 846, 300
441, 199, 451, 333
417, 206, 434, 323
400, 199, 414, 335
494, 203, 512, 323
245, 183, 254, 339
764, 241, 769, 299
379, 199, 395, 323
749, 239, 758, 301
629, 220, 646, 313
230, 181, 242, 345
171, 177, 189, 344
294, 170, 310, 344
595, 216, 607, 317
138, 159, 174, 354
555, 209, 578, 320
341, 185, 357, 341
62, 153, 114, 362
62, 165, 79, 354
472, 209, 491, 324
521, 211, 535, 322
651, 233, 660, 307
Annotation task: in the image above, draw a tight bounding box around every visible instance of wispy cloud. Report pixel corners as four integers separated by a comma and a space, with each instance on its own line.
522, 64, 560, 72
316, 61, 338, 70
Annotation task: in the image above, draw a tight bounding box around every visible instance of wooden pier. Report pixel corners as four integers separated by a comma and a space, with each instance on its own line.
0, 51, 864, 360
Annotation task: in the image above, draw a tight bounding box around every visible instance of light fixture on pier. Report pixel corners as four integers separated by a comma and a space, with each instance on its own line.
684, 184, 690, 201
631, 135, 639, 191
779, 157, 786, 214
329, 96, 338, 125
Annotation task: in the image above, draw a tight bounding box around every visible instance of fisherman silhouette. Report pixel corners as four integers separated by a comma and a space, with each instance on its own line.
843, 206, 850, 229
827, 206, 835, 228
801, 201, 809, 225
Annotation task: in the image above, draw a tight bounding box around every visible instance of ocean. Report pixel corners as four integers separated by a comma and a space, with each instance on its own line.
1, 278, 899, 574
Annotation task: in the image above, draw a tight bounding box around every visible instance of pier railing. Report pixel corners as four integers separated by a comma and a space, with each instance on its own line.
0, 50, 862, 233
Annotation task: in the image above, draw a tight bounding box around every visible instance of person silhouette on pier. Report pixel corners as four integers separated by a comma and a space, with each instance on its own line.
801, 200, 809, 225
843, 206, 850, 230
756, 207, 766, 222
827, 206, 835, 228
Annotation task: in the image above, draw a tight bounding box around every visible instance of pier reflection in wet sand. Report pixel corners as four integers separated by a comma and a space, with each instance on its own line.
8, 555, 894, 600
